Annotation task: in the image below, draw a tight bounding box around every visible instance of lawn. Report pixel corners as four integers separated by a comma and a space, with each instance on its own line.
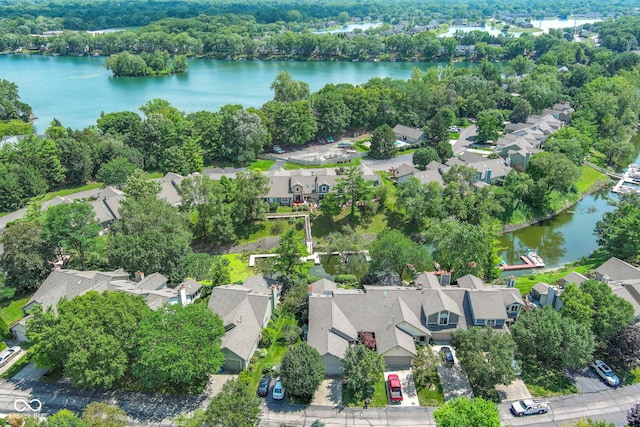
0, 296, 30, 328
576, 165, 609, 194
343, 375, 388, 407
509, 252, 609, 295
521, 361, 578, 397
417, 379, 445, 406
249, 159, 276, 171
282, 158, 361, 170
221, 254, 253, 283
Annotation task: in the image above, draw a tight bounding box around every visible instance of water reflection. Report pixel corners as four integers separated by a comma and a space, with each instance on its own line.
310, 254, 369, 280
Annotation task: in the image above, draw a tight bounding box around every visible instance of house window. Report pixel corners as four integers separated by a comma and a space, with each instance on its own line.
509, 304, 520, 313
439, 311, 449, 325
486, 319, 496, 326
320, 185, 328, 193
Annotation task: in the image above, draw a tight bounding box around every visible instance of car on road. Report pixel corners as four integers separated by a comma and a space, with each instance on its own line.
0, 346, 21, 367
510, 399, 550, 416
272, 380, 285, 400
257, 375, 271, 397
448, 126, 460, 132
337, 141, 353, 148
273, 145, 285, 154
440, 346, 454, 364
387, 374, 403, 403
591, 360, 620, 387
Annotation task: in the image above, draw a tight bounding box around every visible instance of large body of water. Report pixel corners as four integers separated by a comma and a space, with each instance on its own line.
0, 53, 634, 270
0, 54, 464, 132
439, 17, 602, 38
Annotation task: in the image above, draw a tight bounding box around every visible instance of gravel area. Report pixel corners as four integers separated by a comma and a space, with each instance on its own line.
220, 237, 281, 254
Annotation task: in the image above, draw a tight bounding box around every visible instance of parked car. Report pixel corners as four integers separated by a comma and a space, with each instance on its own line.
337, 141, 353, 148
512, 359, 522, 376
510, 399, 550, 416
272, 380, 286, 400
440, 346, 454, 364
591, 360, 620, 387
387, 374, 403, 403
273, 145, 285, 154
0, 346, 21, 366
448, 126, 460, 132
257, 375, 271, 397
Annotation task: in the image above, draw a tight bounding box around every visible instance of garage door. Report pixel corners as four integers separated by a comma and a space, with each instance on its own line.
385, 356, 411, 370
323, 356, 343, 376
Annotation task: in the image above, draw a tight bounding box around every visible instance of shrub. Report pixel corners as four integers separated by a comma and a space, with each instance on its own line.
260, 327, 277, 348
280, 324, 302, 345
271, 222, 285, 236
269, 202, 279, 212
335, 274, 358, 287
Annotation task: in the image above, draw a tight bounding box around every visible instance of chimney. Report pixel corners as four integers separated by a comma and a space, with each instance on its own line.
135, 271, 144, 282
178, 285, 187, 306
507, 276, 516, 288
485, 169, 492, 184
441, 273, 451, 286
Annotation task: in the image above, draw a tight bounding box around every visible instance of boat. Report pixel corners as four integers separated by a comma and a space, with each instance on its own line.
525, 250, 545, 267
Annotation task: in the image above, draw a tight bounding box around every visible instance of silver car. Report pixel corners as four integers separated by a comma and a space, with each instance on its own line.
0, 346, 21, 367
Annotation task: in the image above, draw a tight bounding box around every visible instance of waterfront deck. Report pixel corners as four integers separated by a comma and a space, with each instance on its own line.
612, 164, 640, 195
498, 255, 538, 271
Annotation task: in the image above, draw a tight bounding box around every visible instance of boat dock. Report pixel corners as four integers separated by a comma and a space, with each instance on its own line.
612, 164, 640, 195
498, 255, 539, 271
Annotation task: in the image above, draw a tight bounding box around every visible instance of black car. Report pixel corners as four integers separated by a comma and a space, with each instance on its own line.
440, 346, 454, 364
257, 375, 271, 397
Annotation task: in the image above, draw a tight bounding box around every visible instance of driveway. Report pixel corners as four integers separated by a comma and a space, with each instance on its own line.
385, 370, 420, 407
9, 361, 48, 382
310, 377, 342, 406
568, 366, 614, 394
453, 124, 477, 155
432, 345, 475, 401
496, 379, 532, 402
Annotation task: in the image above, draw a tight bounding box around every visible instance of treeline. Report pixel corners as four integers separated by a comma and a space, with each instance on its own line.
0, 0, 630, 33
105, 51, 188, 76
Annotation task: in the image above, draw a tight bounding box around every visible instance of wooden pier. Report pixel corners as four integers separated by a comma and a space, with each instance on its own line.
498, 255, 538, 271
612, 164, 640, 195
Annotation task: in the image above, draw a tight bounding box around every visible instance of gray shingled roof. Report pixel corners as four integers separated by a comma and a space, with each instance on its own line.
561, 272, 588, 286
310, 278, 337, 294
456, 274, 485, 289
468, 290, 508, 320
532, 282, 551, 295
594, 257, 640, 281
393, 124, 425, 140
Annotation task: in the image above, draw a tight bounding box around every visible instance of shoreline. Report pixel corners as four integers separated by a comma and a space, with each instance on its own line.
501, 177, 612, 234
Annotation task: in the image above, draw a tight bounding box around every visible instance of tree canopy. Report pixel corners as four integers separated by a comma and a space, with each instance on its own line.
433, 397, 500, 427
280, 342, 325, 402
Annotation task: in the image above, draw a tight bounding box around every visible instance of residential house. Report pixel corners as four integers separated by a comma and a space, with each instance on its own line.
592, 257, 640, 320
392, 125, 426, 144
10, 269, 202, 341
560, 271, 588, 288
529, 282, 563, 310
89, 186, 125, 226
307, 273, 523, 374
444, 154, 512, 185
208, 276, 280, 372
263, 166, 380, 205
393, 163, 445, 186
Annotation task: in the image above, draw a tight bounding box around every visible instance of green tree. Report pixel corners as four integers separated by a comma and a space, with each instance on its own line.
369, 124, 396, 160
270, 71, 310, 103
133, 303, 225, 390
27, 291, 150, 389
232, 170, 270, 230
433, 397, 500, 427
510, 306, 594, 368
334, 166, 374, 217
202, 379, 261, 427
628, 403, 640, 427
0, 79, 32, 121
312, 85, 351, 137
570, 419, 615, 427
319, 192, 342, 217
607, 324, 640, 370
105, 51, 147, 76
412, 346, 439, 390
262, 100, 317, 146
273, 228, 306, 289
0, 222, 53, 292
595, 193, 640, 263
435, 140, 454, 162
396, 178, 444, 227
280, 342, 325, 402
218, 109, 268, 166
96, 157, 137, 189
56, 138, 93, 186
81, 403, 127, 427
46, 410, 87, 427
580, 279, 635, 345
342, 344, 385, 403
43, 201, 100, 270
369, 229, 429, 282
509, 98, 532, 123
413, 147, 440, 170
451, 328, 516, 398
96, 111, 141, 136
476, 109, 504, 143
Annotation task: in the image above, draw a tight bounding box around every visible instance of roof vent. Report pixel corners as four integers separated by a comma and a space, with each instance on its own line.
416, 283, 423, 290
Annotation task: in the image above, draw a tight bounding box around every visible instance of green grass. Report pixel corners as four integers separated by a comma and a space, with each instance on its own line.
0, 296, 30, 327
620, 367, 640, 385
34, 182, 104, 205
343, 376, 388, 407
417, 380, 445, 406
249, 159, 276, 171
576, 165, 608, 194
521, 361, 578, 397
282, 158, 361, 170
240, 316, 298, 389
508, 253, 609, 295
221, 254, 253, 283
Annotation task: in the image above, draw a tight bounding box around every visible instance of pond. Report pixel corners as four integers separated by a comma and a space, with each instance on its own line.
309, 254, 369, 280
313, 22, 383, 34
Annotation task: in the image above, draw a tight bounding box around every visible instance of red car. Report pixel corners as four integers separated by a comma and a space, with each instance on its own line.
387, 374, 403, 403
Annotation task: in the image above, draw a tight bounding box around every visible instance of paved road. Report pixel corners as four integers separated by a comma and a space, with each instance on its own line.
453, 124, 477, 155
0, 375, 636, 426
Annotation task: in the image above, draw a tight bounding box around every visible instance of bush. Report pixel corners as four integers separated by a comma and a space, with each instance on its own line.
260, 327, 277, 348
335, 274, 358, 286
269, 202, 279, 212
271, 222, 285, 236
280, 324, 302, 345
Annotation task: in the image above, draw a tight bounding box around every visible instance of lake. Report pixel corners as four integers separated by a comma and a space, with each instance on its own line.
439, 17, 602, 38
0, 54, 467, 132
313, 22, 383, 34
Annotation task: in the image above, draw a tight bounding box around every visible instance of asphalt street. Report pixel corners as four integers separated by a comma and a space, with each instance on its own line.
0, 376, 636, 427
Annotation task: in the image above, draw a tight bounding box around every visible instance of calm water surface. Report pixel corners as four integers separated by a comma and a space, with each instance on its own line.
0, 54, 463, 132
439, 18, 602, 38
